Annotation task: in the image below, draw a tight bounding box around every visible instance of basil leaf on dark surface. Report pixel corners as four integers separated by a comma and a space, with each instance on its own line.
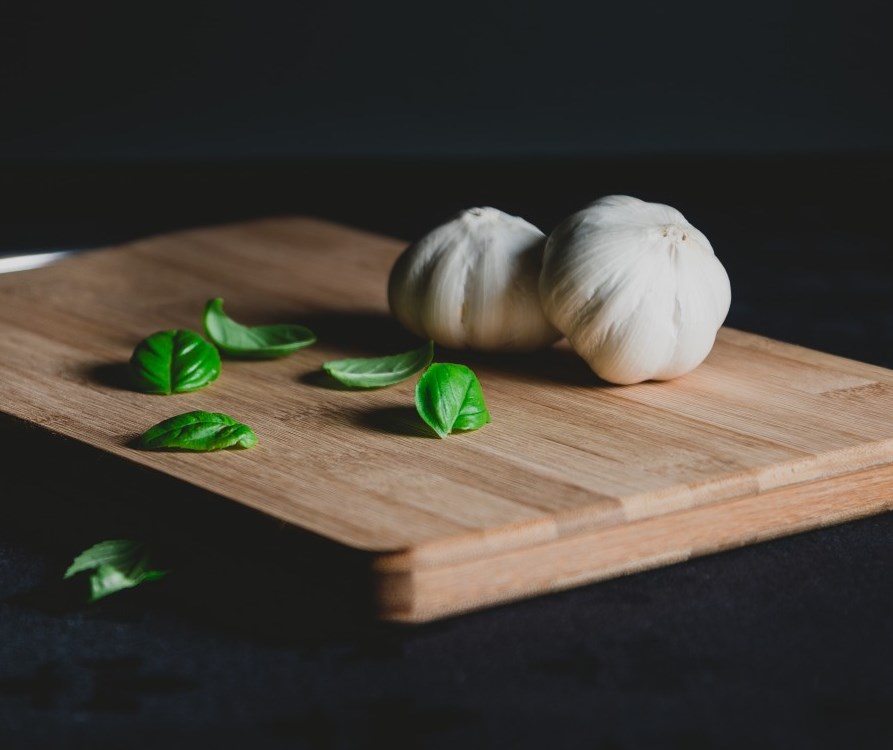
203, 297, 316, 359
64, 540, 167, 603
415, 363, 491, 438
129, 329, 221, 394
322, 340, 434, 388
139, 410, 257, 451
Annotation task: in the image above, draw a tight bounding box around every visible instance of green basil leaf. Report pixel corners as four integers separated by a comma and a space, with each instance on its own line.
322, 340, 434, 388
64, 540, 168, 603
203, 297, 316, 359
415, 363, 491, 438
129, 329, 221, 394
139, 410, 258, 451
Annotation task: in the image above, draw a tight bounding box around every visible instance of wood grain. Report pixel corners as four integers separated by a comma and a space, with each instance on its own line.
1, 216, 891, 621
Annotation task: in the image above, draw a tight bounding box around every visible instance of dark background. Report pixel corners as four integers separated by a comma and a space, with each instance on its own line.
2, 0, 893, 160
2, 0, 893, 250
1, 1, 892, 748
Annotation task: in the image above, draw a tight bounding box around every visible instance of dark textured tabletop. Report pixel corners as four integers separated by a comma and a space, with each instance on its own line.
0, 157, 891, 749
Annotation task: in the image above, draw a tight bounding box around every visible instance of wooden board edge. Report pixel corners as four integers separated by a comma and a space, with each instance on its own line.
177, 213, 409, 248
371, 463, 893, 623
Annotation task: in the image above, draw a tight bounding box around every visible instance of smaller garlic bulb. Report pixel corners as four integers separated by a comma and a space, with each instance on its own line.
388, 207, 561, 351
540, 195, 731, 384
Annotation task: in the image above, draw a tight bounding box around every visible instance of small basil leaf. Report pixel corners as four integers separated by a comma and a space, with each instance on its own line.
415, 363, 491, 438
129, 329, 221, 394
322, 340, 434, 388
139, 410, 257, 451
203, 297, 316, 359
64, 540, 168, 603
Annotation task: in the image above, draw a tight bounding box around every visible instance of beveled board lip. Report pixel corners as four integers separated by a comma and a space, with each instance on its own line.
370, 462, 893, 623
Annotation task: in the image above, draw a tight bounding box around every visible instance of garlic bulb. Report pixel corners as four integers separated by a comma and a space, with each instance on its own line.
388, 207, 561, 351
540, 195, 731, 384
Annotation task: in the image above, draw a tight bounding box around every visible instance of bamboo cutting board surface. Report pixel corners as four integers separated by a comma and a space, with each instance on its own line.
1, 217, 891, 622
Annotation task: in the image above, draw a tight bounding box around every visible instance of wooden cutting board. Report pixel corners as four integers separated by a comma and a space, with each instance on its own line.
1, 217, 891, 622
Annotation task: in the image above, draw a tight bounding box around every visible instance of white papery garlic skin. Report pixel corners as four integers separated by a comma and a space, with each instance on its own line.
388, 207, 561, 351
540, 195, 731, 385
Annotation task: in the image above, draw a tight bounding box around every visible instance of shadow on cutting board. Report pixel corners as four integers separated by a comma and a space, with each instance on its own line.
0, 414, 389, 647
349, 406, 435, 438
72, 311, 604, 399
292, 310, 604, 388
83, 362, 133, 392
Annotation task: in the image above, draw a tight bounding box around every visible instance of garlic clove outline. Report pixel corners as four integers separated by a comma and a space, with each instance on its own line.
539, 195, 731, 384
388, 207, 562, 351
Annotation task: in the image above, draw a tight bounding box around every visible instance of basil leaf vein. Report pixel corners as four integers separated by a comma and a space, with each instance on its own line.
129, 329, 221, 394
64, 540, 168, 603
322, 340, 434, 388
203, 298, 316, 359
415, 363, 491, 438
139, 410, 258, 451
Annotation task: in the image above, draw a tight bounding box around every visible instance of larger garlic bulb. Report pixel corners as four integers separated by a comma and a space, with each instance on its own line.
388, 207, 561, 351
540, 195, 731, 384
